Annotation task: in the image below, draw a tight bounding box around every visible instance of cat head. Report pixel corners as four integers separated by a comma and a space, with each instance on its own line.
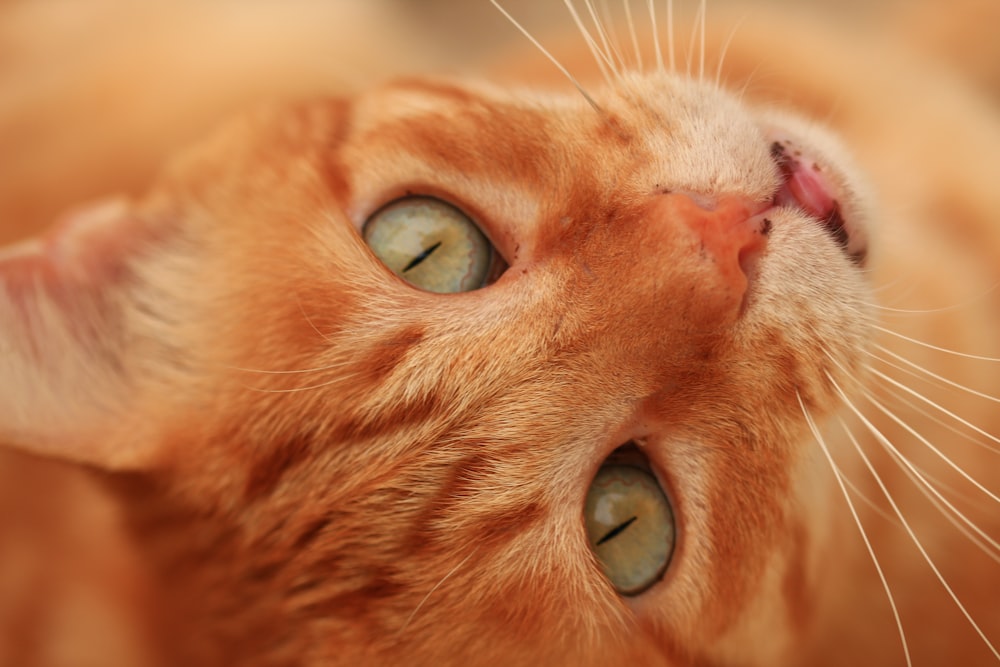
0, 71, 873, 665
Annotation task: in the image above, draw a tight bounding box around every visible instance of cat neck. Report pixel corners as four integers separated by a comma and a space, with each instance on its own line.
96, 468, 306, 667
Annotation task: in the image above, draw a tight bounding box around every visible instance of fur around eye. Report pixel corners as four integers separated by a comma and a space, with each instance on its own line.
363, 197, 497, 293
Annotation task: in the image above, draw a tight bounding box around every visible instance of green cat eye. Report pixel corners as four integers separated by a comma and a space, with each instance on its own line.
584, 464, 675, 596
363, 197, 495, 293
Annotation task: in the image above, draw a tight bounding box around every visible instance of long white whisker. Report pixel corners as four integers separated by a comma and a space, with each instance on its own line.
832, 383, 1000, 659
563, 0, 616, 86
826, 348, 1000, 503
830, 446, 899, 525
868, 363, 1000, 452
666, 0, 675, 72
869, 370, 1000, 456
862, 391, 1000, 505
871, 344, 1000, 403
699, 0, 706, 83
828, 352, 1000, 547
647, 0, 664, 74
876, 281, 921, 308
601, 0, 630, 70
913, 479, 1000, 564
714, 16, 745, 87
623, 0, 643, 70
684, 1, 705, 79
866, 282, 999, 316
875, 327, 1000, 362
586, 0, 624, 79
796, 393, 911, 667
734, 62, 764, 102
842, 411, 1000, 560
489, 0, 604, 113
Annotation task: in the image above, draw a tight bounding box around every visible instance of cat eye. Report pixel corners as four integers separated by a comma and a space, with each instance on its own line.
584, 462, 675, 596
363, 197, 498, 293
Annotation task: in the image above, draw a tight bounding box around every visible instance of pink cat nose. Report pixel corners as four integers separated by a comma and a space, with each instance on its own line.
658, 192, 771, 293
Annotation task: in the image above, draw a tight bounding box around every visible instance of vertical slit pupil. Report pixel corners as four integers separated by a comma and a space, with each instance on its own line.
597, 515, 638, 545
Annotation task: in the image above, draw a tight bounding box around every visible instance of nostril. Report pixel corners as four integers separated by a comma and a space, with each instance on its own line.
656, 192, 771, 301
738, 214, 772, 284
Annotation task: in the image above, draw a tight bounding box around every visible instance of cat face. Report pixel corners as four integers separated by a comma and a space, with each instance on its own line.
0, 66, 876, 665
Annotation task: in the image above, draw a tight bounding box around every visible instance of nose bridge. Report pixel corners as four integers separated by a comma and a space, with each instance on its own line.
586, 190, 771, 345
535, 190, 773, 406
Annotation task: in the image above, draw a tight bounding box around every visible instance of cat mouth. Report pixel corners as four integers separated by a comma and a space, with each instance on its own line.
768, 134, 868, 265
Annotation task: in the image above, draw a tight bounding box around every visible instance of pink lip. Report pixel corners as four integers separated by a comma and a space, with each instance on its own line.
779, 162, 837, 220
766, 131, 867, 264
770, 139, 839, 218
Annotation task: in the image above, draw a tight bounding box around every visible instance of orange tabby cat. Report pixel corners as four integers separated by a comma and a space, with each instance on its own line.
1, 1, 999, 666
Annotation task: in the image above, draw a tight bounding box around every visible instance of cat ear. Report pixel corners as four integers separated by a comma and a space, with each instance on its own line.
0, 197, 176, 470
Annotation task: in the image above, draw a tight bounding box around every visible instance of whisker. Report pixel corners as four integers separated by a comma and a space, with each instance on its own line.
699, 0, 706, 83
875, 327, 1000, 363
228, 360, 353, 376
871, 344, 1000, 403
871, 276, 907, 294
827, 353, 1000, 547
397, 551, 475, 637
623, 0, 643, 70
666, 0, 675, 72
867, 363, 1000, 453
867, 283, 998, 316
796, 393, 911, 667
684, 0, 706, 79
874, 280, 922, 309
714, 16, 745, 88
830, 441, 899, 525
861, 391, 1000, 505
489, 0, 604, 113
913, 478, 1000, 565
844, 406, 1000, 559
826, 346, 999, 502
602, 1, 630, 69
869, 370, 1000, 456
733, 62, 764, 102
563, 0, 616, 86
647, 0, 664, 74
587, 0, 625, 78
831, 381, 1000, 659
684, 10, 695, 78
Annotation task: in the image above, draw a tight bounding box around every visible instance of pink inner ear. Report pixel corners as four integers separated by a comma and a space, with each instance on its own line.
0, 196, 160, 338
0, 197, 165, 467
1, 197, 137, 293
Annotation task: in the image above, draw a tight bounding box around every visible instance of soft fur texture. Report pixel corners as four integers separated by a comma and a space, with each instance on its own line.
1, 1, 999, 666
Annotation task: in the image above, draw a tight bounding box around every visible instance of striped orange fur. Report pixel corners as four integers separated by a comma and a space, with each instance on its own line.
1, 1, 998, 665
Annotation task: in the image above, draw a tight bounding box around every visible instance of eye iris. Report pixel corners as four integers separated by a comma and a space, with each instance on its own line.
584, 465, 675, 595
362, 197, 493, 293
